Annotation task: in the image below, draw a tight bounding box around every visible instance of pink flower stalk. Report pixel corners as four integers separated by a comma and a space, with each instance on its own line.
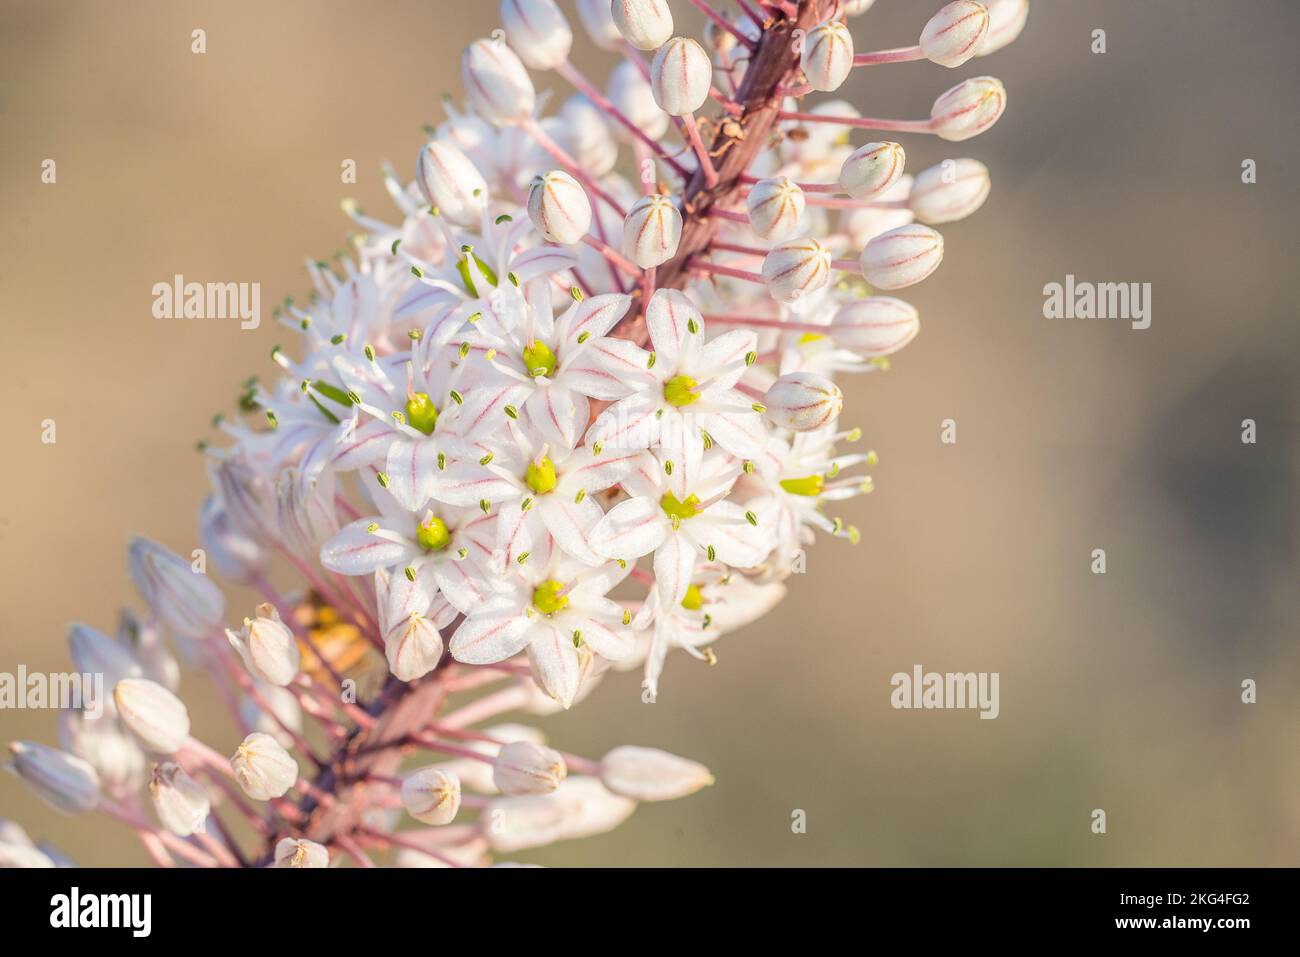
6, 0, 1022, 868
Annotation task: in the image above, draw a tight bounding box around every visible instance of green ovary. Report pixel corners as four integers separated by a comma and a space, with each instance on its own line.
663, 374, 699, 408
532, 580, 569, 616
681, 584, 705, 611
779, 474, 825, 497
660, 492, 701, 521
416, 515, 452, 551
525, 456, 558, 495
406, 392, 439, 435
523, 339, 558, 378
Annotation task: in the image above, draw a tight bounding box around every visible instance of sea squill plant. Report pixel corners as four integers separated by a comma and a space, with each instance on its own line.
4, 0, 1025, 867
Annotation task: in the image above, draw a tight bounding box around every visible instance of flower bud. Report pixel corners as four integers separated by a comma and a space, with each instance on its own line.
843, 0, 877, 14
500, 0, 572, 70
555, 96, 618, 177
416, 140, 488, 228
118, 609, 181, 692
576, 0, 623, 51
920, 1, 991, 68
607, 60, 669, 142
493, 740, 567, 795
762, 237, 832, 303
908, 158, 990, 224
763, 371, 844, 432
650, 37, 711, 116
623, 193, 682, 267
612, 0, 674, 51
929, 76, 1006, 141
461, 37, 536, 126
384, 607, 444, 682
976, 0, 1029, 56
838, 141, 906, 200
226, 603, 300, 687
599, 746, 714, 801
8, 741, 101, 814
148, 762, 210, 836
401, 767, 462, 824
830, 297, 921, 357
746, 176, 805, 241
239, 682, 303, 750
68, 622, 142, 694
200, 495, 264, 586
58, 709, 147, 798
231, 732, 298, 801
860, 224, 945, 289
128, 537, 225, 640
0, 843, 55, 868
274, 837, 329, 868
114, 678, 190, 755
528, 171, 592, 247
485, 777, 635, 853
801, 20, 854, 92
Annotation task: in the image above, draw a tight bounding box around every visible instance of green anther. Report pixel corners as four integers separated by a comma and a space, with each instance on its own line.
364, 344, 376, 362
458, 342, 470, 358
404, 566, 417, 582
525, 456, 558, 494
416, 515, 452, 551
798, 332, 826, 345
745, 510, 758, 526
467, 313, 482, 325
376, 472, 390, 488
706, 544, 716, 561
392, 411, 407, 426
330, 334, 346, 345
312, 380, 354, 407
436, 452, 446, 470
664, 460, 674, 476
751, 402, 766, 413
410, 265, 424, 278
531, 580, 569, 616
591, 441, 603, 455
703, 613, 713, 628
300, 318, 310, 330
479, 498, 491, 513
647, 352, 657, 369
681, 584, 705, 611
622, 609, 631, 626
265, 410, 278, 429
408, 328, 422, 341
366, 522, 379, 533
405, 392, 439, 435
572, 630, 583, 648
456, 250, 498, 297
574, 488, 586, 504
523, 339, 558, 378
700, 429, 714, 451
847, 525, 861, 545
391, 239, 402, 255
866, 449, 878, 466
780, 475, 825, 497
570, 286, 584, 301
457, 547, 468, 559
521, 497, 533, 511
826, 462, 841, 479
516, 551, 530, 564
846, 428, 862, 443
745, 351, 758, 366
507, 272, 519, 287
660, 492, 701, 521
495, 214, 513, 225
347, 391, 362, 404
687, 318, 699, 334
742, 460, 755, 474
576, 331, 590, 344
504, 405, 519, 419
449, 390, 464, 405
663, 374, 699, 407
479, 452, 494, 466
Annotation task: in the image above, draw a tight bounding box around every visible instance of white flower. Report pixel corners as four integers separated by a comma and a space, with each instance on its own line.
527, 170, 593, 245
908, 158, 991, 224
838, 141, 906, 200
600, 746, 714, 801
623, 193, 682, 267
763, 371, 844, 432
762, 237, 833, 303
930, 76, 1007, 141
650, 37, 712, 116
226, 603, 300, 686
416, 139, 489, 228
860, 224, 945, 289
830, 296, 921, 357
148, 762, 210, 836
461, 37, 536, 126
274, 837, 330, 868
7, 742, 101, 814
500, 0, 572, 71
493, 741, 567, 795
127, 538, 225, 640
611, 0, 674, 52
401, 767, 462, 824
801, 20, 854, 92
920, 1, 991, 68
746, 176, 805, 241
114, 678, 190, 755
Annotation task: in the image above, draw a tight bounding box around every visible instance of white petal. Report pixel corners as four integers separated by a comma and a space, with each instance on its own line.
653, 532, 697, 607
320, 520, 414, 576
590, 497, 668, 560
449, 614, 534, 665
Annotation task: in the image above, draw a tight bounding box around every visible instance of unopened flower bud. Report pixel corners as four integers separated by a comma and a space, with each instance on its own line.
148, 762, 210, 836
650, 37, 711, 116
843, 0, 877, 14
0, 843, 54, 868
929, 76, 1006, 141
762, 237, 832, 303
401, 767, 462, 824
485, 777, 635, 853
801, 19, 854, 92
238, 682, 303, 749
576, 0, 623, 50
8, 741, 100, 814
500, 0, 572, 70
416, 140, 488, 228
528, 170, 593, 245
763, 371, 844, 432
58, 709, 147, 798
909, 158, 990, 224
231, 732, 298, 801
920, 1, 991, 67
68, 622, 142, 694
128, 537, 225, 640
555, 96, 618, 177
746, 176, 805, 241
623, 193, 681, 267
114, 678, 190, 755
860, 224, 945, 289
384, 609, 444, 682
226, 603, 300, 687
493, 740, 567, 795
462, 37, 536, 126
607, 60, 669, 141
612, 0, 673, 51
274, 837, 329, 868
976, 0, 1029, 56
830, 297, 921, 356
838, 141, 906, 200
200, 494, 264, 586
599, 746, 714, 801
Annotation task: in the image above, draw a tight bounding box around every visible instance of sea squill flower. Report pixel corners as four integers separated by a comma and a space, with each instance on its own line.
7, 0, 1023, 868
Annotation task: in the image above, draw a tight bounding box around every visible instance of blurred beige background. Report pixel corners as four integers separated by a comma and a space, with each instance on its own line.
1, 0, 1297, 866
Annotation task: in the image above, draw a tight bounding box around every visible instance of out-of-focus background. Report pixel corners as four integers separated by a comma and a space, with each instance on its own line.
1, 0, 1297, 866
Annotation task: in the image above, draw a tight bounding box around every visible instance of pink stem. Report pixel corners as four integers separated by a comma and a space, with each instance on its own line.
778, 111, 935, 134
682, 113, 720, 188
555, 59, 687, 176
703, 314, 830, 334
523, 118, 626, 217
853, 45, 925, 66
690, 0, 756, 48
690, 258, 766, 284
579, 234, 642, 277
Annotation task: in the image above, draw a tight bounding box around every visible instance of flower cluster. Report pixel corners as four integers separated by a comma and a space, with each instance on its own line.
4, 0, 1024, 867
